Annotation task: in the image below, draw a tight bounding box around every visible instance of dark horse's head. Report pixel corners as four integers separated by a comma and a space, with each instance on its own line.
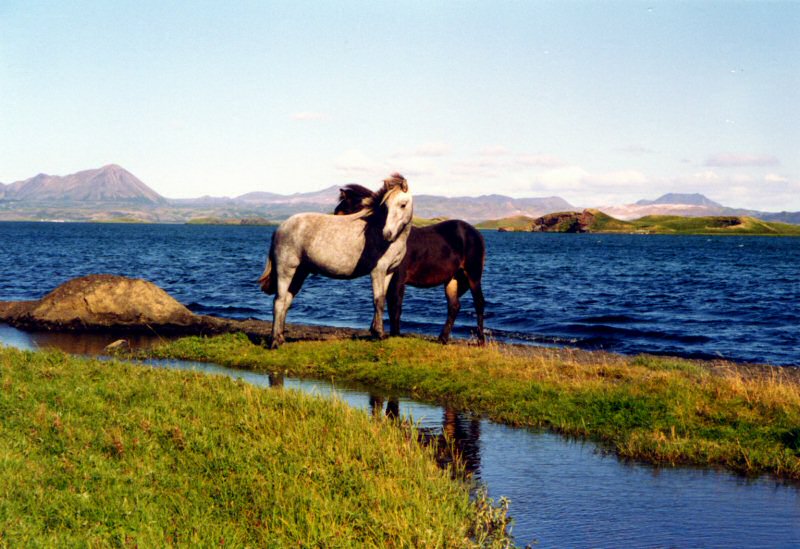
334, 183, 375, 215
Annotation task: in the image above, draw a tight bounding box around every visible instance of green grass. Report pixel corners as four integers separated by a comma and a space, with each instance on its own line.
629, 215, 800, 235
583, 209, 637, 232
0, 346, 512, 547
475, 216, 536, 231
144, 334, 800, 481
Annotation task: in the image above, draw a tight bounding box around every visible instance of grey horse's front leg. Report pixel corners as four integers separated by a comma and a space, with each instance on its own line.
369, 270, 393, 339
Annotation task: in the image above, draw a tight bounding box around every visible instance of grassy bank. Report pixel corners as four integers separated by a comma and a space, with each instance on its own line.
144, 334, 800, 481
0, 346, 511, 547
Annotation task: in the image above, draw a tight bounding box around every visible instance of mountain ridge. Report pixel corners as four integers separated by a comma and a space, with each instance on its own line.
1, 166, 798, 225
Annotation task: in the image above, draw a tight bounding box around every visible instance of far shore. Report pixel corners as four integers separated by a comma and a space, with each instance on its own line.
1, 216, 800, 236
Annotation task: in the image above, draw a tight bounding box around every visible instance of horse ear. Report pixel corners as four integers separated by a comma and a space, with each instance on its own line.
339, 188, 347, 200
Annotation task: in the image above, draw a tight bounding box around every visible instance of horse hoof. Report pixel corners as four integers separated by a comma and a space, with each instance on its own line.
268, 337, 283, 350
438, 335, 450, 345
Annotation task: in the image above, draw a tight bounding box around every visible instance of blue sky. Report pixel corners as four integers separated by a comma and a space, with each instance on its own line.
1, 1, 798, 209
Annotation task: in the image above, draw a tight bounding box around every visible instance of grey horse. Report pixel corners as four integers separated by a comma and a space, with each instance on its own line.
258, 173, 413, 348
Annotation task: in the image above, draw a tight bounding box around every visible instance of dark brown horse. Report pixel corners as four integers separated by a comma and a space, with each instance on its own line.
335, 184, 485, 344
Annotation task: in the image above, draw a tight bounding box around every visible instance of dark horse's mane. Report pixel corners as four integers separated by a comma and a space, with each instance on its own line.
335, 173, 406, 218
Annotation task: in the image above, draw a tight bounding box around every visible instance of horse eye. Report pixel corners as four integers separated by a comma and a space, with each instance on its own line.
401, 203, 407, 208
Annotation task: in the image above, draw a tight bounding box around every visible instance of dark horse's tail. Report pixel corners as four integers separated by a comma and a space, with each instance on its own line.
462, 222, 486, 284
258, 232, 278, 295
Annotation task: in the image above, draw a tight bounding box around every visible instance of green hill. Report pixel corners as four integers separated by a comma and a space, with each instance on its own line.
482, 210, 800, 236
475, 215, 536, 231
629, 215, 800, 235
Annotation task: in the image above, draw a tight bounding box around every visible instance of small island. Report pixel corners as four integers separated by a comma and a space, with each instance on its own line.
477, 210, 800, 236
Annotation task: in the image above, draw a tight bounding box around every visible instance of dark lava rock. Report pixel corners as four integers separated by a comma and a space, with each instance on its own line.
530, 210, 597, 233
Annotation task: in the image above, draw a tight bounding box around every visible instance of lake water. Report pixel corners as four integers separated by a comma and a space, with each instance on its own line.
1, 222, 798, 365
2, 324, 799, 548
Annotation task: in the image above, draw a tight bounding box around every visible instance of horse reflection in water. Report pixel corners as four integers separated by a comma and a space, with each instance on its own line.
335, 184, 486, 344
259, 174, 414, 348
369, 394, 481, 476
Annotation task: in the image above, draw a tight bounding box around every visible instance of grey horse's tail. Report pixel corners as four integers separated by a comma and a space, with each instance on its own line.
258, 233, 277, 295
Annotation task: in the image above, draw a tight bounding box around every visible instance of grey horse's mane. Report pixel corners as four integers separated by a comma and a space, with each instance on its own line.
359, 173, 408, 216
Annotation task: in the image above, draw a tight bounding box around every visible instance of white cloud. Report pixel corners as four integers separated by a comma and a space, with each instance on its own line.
392, 142, 452, 158
410, 142, 452, 157
332, 149, 430, 184
705, 153, 779, 167
765, 173, 789, 183
450, 158, 505, 179
616, 145, 656, 156
691, 170, 721, 183
291, 111, 327, 121
392, 157, 437, 178
536, 166, 590, 188
515, 154, 566, 168
583, 170, 648, 187
334, 149, 384, 176
477, 145, 511, 157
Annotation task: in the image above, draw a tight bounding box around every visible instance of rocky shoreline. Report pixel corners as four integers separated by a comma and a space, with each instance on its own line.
2, 274, 796, 385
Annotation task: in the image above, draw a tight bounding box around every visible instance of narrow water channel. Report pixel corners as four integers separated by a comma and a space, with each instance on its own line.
2, 324, 799, 548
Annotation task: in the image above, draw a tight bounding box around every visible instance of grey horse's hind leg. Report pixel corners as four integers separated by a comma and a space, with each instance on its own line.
439, 278, 461, 344
270, 264, 308, 349
369, 270, 393, 339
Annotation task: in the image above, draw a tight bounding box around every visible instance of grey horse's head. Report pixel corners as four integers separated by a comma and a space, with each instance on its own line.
378, 173, 413, 241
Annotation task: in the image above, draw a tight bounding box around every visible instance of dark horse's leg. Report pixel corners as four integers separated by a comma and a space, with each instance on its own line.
451, 270, 486, 345
463, 226, 486, 345
439, 277, 461, 344
387, 274, 406, 337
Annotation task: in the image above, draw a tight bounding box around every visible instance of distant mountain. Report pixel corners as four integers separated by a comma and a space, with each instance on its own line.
2, 167, 798, 226
636, 193, 723, 208
1, 165, 165, 204
413, 194, 573, 222
236, 185, 341, 205
170, 187, 572, 223
602, 192, 800, 224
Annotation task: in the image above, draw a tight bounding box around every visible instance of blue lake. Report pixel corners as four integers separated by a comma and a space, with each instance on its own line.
1, 221, 797, 365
